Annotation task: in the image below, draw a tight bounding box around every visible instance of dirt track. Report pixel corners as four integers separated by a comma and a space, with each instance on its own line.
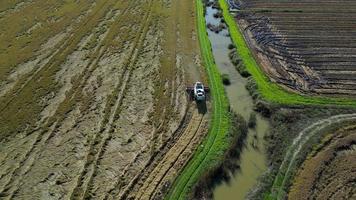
0, 0, 208, 199
288, 125, 356, 200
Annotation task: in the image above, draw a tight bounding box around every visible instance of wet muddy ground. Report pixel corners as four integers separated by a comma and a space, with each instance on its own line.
204, 3, 269, 200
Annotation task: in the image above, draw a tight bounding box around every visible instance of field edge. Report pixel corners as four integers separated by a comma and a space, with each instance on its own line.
219, 0, 356, 107
165, 0, 232, 199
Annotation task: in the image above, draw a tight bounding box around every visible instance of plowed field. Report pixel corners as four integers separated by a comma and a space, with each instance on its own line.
235, 0, 356, 96
0, 0, 209, 199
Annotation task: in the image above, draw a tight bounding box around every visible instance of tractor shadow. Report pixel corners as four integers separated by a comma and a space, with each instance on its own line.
196, 100, 207, 115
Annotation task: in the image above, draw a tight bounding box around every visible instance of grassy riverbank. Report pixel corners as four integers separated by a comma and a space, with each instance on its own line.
165, 0, 231, 199
219, 0, 356, 107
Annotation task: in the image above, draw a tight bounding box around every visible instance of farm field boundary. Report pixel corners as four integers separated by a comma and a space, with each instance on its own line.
165, 0, 231, 199
268, 113, 356, 199
219, 0, 356, 107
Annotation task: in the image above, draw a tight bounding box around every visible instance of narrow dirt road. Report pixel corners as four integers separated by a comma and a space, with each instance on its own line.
0, 0, 208, 199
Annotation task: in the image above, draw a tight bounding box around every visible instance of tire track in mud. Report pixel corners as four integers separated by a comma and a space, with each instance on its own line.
0, 1, 96, 99
106, 100, 188, 199
6, 0, 129, 158
96, 6, 161, 200
271, 113, 356, 199
115, 104, 194, 199
122, 0, 206, 199
69, 71, 131, 200
133, 111, 206, 200
0, 1, 135, 198
0, 122, 58, 199
0, 0, 117, 147
0, 1, 34, 20
132, 1, 208, 198
1, 1, 199, 199
69, 1, 155, 199
166, 1, 227, 198
101, 2, 194, 198
0, 0, 116, 113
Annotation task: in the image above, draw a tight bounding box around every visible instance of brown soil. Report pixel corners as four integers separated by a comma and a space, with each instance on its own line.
0, 0, 208, 199
235, 0, 356, 96
288, 125, 356, 200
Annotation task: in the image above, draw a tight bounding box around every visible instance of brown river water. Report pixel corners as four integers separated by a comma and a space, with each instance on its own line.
205, 4, 270, 200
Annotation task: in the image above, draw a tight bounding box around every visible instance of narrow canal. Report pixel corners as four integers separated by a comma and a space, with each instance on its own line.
205, 2, 270, 200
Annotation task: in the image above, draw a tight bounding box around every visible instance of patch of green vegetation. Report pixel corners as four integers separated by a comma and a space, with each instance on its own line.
229, 48, 250, 78
165, 0, 231, 199
221, 73, 230, 85
248, 112, 256, 128
228, 43, 235, 50
219, 0, 356, 107
192, 112, 248, 199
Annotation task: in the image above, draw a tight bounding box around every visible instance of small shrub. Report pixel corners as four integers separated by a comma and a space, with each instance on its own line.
255, 100, 272, 117
246, 77, 258, 99
228, 43, 235, 50
218, 23, 226, 30
221, 74, 231, 85
235, 63, 251, 77
213, 11, 223, 18
203, 0, 211, 7
212, 1, 221, 9
248, 113, 257, 128
229, 50, 251, 77
229, 51, 240, 65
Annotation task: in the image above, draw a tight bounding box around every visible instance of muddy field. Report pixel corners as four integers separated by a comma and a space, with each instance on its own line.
0, 0, 209, 199
288, 125, 356, 200
233, 0, 356, 96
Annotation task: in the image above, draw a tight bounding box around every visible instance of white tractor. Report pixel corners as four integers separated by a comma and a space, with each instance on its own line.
186, 82, 209, 101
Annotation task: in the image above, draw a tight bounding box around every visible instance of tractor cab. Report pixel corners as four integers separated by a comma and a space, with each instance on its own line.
194, 82, 206, 101
186, 82, 210, 102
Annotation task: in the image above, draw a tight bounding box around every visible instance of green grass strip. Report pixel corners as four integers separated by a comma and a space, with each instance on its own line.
165, 0, 231, 199
219, 0, 356, 107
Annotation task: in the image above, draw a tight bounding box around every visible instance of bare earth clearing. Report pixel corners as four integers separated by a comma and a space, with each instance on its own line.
0, 0, 209, 199
234, 0, 356, 96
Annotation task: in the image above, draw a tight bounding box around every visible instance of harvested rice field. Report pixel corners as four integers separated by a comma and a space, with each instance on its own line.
0, 0, 210, 199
